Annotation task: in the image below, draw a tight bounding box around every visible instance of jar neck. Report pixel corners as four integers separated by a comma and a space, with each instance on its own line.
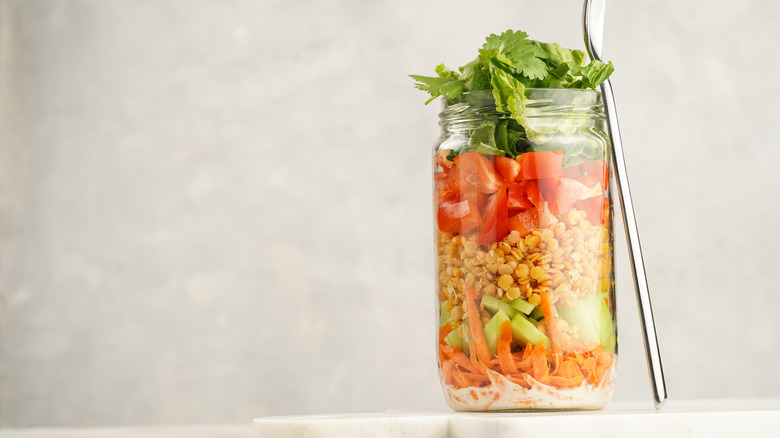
438, 89, 605, 133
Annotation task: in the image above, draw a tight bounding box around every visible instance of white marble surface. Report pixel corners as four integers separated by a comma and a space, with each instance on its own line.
253, 400, 780, 438
0, 424, 249, 438
254, 412, 449, 438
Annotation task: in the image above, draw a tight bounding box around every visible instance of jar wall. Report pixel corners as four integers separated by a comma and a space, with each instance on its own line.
434, 89, 616, 411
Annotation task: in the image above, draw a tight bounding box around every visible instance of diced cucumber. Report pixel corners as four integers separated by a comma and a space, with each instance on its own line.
557, 297, 600, 344
481, 295, 518, 319
581, 293, 615, 351
598, 298, 615, 352
510, 313, 551, 348
530, 307, 544, 321
509, 297, 535, 315
445, 329, 465, 351
483, 309, 512, 356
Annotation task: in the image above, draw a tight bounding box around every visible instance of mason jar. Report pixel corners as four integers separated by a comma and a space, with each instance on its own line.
434, 89, 616, 411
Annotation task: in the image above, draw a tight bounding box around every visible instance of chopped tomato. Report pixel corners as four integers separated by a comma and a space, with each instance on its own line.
435, 152, 453, 172
508, 208, 540, 237
562, 163, 584, 179
454, 152, 505, 194
522, 180, 541, 209
573, 195, 608, 225
507, 183, 533, 211
437, 199, 480, 233
436, 163, 463, 205
477, 189, 508, 245
521, 179, 560, 214
495, 156, 521, 184
582, 159, 609, 191
555, 177, 602, 215
516, 151, 564, 180
537, 179, 560, 214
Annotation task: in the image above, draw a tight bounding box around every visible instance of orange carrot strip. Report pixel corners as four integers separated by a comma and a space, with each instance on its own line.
497, 321, 520, 375
516, 343, 534, 371
452, 366, 470, 388
464, 284, 492, 366
439, 345, 449, 364
531, 345, 550, 384
441, 358, 455, 386
508, 374, 533, 389
539, 289, 562, 355
460, 372, 490, 382
468, 340, 482, 370
439, 323, 453, 346
554, 359, 583, 379
549, 375, 582, 388
450, 351, 482, 375
581, 357, 597, 384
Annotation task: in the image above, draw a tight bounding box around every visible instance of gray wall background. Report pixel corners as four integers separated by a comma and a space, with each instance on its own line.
1, 0, 779, 427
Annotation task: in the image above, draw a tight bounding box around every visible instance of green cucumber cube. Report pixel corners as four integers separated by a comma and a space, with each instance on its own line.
483, 309, 512, 356
509, 297, 535, 315
445, 329, 465, 351
481, 295, 518, 319
510, 313, 551, 348
440, 303, 452, 325
557, 297, 600, 344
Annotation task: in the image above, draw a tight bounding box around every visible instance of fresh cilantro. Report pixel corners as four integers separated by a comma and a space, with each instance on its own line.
409, 74, 465, 105
411, 29, 614, 162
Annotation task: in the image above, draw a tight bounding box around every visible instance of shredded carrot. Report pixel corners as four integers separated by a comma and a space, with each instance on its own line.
441, 358, 455, 386
464, 284, 492, 366
452, 366, 471, 388
508, 373, 532, 389
468, 340, 482, 370
439, 344, 456, 367
531, 344, 550, 384
497, 321, 520, 375
539, 288, 562, 355
449, 351, 482, 375
549, 358, 584, 388
549, 375, 582, 388
516, 343, 534, 371
439, 323, 453, 346
594, 349, 614, 383
580, 357, 597, 384
439, 345, 449, 364
460, 371, 490, 382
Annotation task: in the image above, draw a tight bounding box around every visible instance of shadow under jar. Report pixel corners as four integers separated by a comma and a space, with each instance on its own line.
434, 89, 616, 411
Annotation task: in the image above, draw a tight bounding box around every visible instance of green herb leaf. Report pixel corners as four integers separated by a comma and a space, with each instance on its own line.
409, 74, 465, 104
411, 28, 615, 160
483, 30, 549, 80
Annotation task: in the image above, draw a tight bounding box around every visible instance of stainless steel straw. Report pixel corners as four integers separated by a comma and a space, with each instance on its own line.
583, 0, 668, 409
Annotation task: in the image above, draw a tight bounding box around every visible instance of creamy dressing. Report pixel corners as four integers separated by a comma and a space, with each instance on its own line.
442, 364, 616, 411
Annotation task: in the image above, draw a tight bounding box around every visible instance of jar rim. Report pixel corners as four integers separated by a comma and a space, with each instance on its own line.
440, 88, 603, 119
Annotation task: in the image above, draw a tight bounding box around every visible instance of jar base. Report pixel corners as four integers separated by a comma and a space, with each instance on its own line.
442, 365, 615, 412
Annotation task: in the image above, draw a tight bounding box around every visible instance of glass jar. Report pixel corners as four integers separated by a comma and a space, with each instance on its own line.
434, 89, 616, 411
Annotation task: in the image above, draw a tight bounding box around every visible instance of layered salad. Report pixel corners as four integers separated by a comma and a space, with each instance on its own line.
412, 30, 617, 410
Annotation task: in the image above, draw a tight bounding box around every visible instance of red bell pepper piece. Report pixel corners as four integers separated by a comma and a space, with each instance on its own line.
454, 152, 505, 194
508, 208, 540, 237
516, 151, 564, 180
582, 158, 609, 191
437, 199, 481, 233
573, 195, 609, 225
507, 183, 534, 211
477, 189, 508, 245
495, 156, 521, 184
